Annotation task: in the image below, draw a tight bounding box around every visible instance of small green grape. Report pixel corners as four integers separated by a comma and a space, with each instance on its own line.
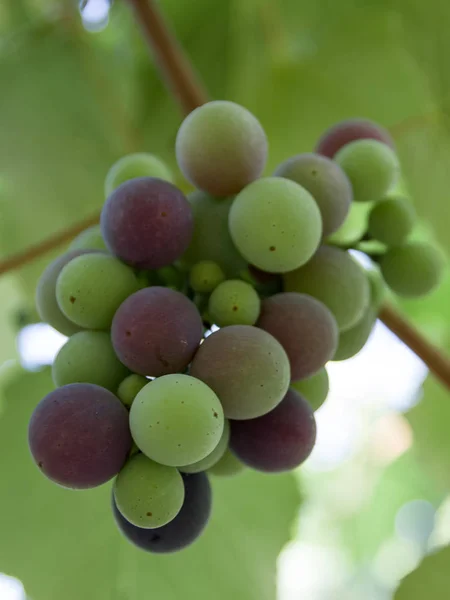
154, 265, 185, 290
367, 267, 386, 310
333, 307, 377, 361
209, 448, 245, 477
180, 420, 230, 474
208, 280, 261, 326
69, 225, 107, 252
56, 253, 139, 329
117, 374, 148, 408
113, 453, 184, 529
190, 261, 225, 293
380, 242, 445, 298
104, 153, 174, 197
335, 140, 400, 202
52, 331, 129, 391
291, 368, 329, 411
368, 196, 415, 246
229, 177, 322, 273
130, 375, 224, 467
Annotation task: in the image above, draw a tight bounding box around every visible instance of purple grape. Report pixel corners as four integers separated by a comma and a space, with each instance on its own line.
111, 287, 203, 377
28, 383, 132, 489
316, 118, 395, 158
112, 472, 211, 553
101, 177, 193, 269
257, 292, 338, 381
229, 389, 316, 472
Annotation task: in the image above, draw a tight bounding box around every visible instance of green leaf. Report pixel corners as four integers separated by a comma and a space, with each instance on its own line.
395, 545, 450, 599
0, 367, 300, 600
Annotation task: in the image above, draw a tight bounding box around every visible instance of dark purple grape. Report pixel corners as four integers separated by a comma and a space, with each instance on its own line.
101, 177, 193, 269
28, 383, 132, 489
257, 292, 338, 381
229, 389, 316, 472
316, 118, 395, 158
112, 472, 211, 553
111, 287, 203, 377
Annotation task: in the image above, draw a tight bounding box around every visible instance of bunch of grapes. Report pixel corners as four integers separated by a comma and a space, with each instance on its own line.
30, 101, 444, 554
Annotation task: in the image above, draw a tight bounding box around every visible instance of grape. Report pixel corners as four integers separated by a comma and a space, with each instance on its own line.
68, 225, 107, 252
52, 331, 129, 391
367, 267, 386, 310
28, 383, 131, 489
35, 250, 100, 336
181, 191, 247, 278
335, 140, 400, 203
208, 280, 261, 327
113, 453, 184, 528
117, 374, 148, 408
101, 177, 193, 270
56, 253, 139, 330
189, 261, 225, 294
176, 101, 268, 196
368, 196, 415, 246
380, 242, 445, 298
273, 153, 352, 237
291, 367, 329, 411
229, 177, 322, 273
284, 245, 370, 331
332, 307, 376, 361
190, 325, 290, 420
130, 375, 224, 467
111, 287, 203, 376
112, 472, 211, 552
316, 118, 395, 158
209, 448, 245, 477
104, 153, 174, 197
256, 292, 338, 381
229, 389, 316, 472
181, 420, 230, 474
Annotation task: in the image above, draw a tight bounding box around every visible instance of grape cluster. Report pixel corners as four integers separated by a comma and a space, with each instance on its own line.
30, 102, 445, 554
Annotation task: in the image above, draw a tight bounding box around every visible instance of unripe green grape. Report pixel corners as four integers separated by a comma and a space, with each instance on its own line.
335, 140, 400, 202
189, 261, 225, 293
104, 153, 174, 197
208, 280, 260, 327
284, 245, 370, 331
130, 375, 224, 467
117, 374, 148, 408
367, 267, 386, 310
68, 225, 107, 252
52, 331, 129, 391
154, 265, 186, 290
229, 177, 322, 273
209, 448, 245, 477
176, 101, 268, 196
291, 368, 329, 411
181, 420, 230, 474
113, 453, 184, 529
332, 307, 377, 361
380, 242, 445, 298
56, 253, 139, 330
368, 196, 415, 246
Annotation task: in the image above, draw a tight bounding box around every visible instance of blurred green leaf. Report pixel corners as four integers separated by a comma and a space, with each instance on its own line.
395, 545, 450, 599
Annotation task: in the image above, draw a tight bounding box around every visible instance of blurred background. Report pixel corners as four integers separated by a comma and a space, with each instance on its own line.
0, 0, 450, 598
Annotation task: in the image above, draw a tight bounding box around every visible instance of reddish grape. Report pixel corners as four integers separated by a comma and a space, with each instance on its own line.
316, 118, 395, 158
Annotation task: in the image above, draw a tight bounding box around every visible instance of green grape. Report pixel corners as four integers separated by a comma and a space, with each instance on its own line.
117, 374, 148, 408
130, 375, 224, 467
335, 140, 400, 202
180, 420, 230, 474
229, 177, 322, 273
104, 153, 174, 197
154, 265, 185, 290
284, 245, 370, 331
56, 253, 139, 329
326, 202, 371, 246
367, 267, 386, 310
368, 196, 415, 246
68, 225, 107, 252
209, 448, 245, 477
291, 368, 329, 411
176, 100, 268, 196
333, 307, 377, 361
380, 242, 445, 298
208, 280, 261, 326
113, 453, 184, 529
181, 191, 247, 278
189, 261, 225, 293
52, 331, 129, 391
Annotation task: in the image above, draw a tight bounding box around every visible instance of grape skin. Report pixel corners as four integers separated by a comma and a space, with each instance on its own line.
180, 420, 230, 474
208, 280, 261, 327
68, 225, 107, 252
209, 448, 245, 477
104, 153, 174, 197
291, 367, 329, 412
316, 118, 395, 158
189, 260, 225, 294
117, 374, 148, 409
332, 307, 377, 361
368, 196, 415, 246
